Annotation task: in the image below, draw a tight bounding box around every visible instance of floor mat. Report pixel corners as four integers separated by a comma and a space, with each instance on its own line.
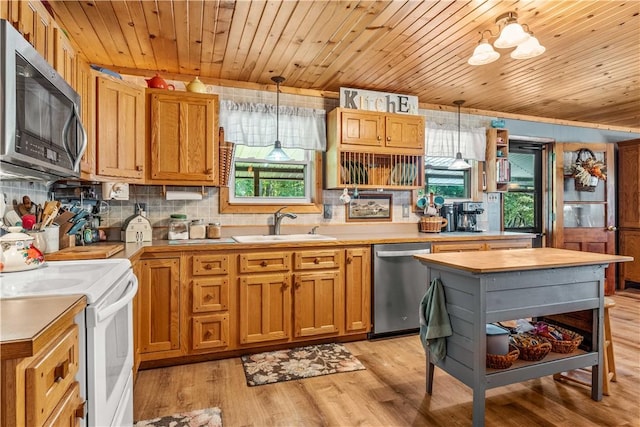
134, 407, 222, 427
241, 343, 366, 386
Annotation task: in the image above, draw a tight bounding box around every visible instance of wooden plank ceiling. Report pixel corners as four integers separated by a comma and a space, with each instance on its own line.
47, 0, 640, 130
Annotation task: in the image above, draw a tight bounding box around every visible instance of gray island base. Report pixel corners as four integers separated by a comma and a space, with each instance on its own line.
414, 248, 632, 427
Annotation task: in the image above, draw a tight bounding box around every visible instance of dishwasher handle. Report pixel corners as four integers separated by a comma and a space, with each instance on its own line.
376, 249, 431, 258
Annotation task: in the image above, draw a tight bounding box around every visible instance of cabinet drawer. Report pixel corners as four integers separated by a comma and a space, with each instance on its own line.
192, 314, 229, 350
485, 240, 532, 250
431, 242, 485, 253
294, 249, 342, 270
191, 254, 229, 276
43, 381, 84, 427
192, 277, 229, 313
26, 325, 79, 427
239, 252, 291, 273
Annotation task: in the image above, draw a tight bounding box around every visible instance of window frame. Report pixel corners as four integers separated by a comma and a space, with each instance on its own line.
219, 151, 323, 214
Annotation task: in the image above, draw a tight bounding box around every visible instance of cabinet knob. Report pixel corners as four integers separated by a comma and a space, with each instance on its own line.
313, 258, 320, 264
377, 135, 382, 141
294, 281, 301, 288
204, 264, 212, 270
346, 257, 352, 264
54, 360, 69, 382
607, 226, 618, 231
260, 261, 267, 267
74, 401, 86, 419
206, 169, 213, 174
386, 136, 391, 141
136, 165, 143, 171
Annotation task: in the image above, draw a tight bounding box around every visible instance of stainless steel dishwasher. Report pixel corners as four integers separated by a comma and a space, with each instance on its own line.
370, 242, 431, 338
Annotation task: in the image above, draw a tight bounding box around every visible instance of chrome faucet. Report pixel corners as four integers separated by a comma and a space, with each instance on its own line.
273, 207, 297, 235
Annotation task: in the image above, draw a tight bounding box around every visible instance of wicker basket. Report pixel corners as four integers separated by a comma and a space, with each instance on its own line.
418, 216, 448, 233
541, 325, 584, 353
218, 133, 235, 187
486, 344, 520, 369
510, 333, 552, 361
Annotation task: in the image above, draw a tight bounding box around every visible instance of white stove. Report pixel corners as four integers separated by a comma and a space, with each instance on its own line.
1, 258, 137, 427
0, 259, 131, 302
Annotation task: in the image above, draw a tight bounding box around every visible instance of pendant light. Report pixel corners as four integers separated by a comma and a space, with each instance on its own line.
265, 76, 290, 161
448, 100, 472, 170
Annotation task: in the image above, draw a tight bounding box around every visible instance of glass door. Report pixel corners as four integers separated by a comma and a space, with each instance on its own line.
554, 142, 616, 294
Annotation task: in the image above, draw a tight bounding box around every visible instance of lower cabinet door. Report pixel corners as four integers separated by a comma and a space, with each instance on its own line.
239, 273, 291, 344
293, 271, 342, 338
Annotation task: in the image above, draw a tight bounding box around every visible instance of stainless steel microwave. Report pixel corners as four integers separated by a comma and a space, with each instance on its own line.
0, 19, 86, 182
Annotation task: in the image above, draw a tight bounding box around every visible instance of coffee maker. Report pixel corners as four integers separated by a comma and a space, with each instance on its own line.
440, 204, 456, 232
453, 202, 484, 232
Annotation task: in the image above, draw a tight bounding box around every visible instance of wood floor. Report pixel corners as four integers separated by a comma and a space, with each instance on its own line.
133, 290, 640, 426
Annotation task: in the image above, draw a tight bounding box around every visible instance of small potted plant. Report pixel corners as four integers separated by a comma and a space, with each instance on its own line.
570, 148, 606, 192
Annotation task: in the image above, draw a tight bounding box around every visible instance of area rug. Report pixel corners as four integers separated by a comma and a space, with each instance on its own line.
241, 343, 366, 386
134, 407, 222, 427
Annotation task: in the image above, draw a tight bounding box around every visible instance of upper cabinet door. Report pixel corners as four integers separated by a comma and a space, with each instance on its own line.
554, 142, 616, 294
95, 76, 145, 181
385, 115, 424, 151
340, 110, 384, 148
18, 0, 54, 65
147, 90, 219, 185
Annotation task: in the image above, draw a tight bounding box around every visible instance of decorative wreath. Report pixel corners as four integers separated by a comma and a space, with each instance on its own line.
570, 148, 606, 186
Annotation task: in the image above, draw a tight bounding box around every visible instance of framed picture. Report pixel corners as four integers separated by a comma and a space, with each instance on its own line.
346, 193, 393, 222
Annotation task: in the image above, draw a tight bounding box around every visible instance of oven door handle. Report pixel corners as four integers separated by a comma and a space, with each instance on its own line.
376, 249, 431, 258
97, 277, 138, 322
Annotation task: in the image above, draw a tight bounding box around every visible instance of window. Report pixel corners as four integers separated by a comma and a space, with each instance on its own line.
228, 145, 314, 204
424, 157, 470, 199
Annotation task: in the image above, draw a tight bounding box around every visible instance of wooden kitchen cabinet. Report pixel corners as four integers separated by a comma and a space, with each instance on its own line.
137, 257, 182, 361
431, 238, 532, 253
1, 296, 86, 427
484, 128, 510, 192
293, 249, 343, 338
325, 108, 425, 189
17, 0, 55, 65
344, 246, 371, 333
238, 251, 292, 345
53, 27, 76, 88
147, 90, 219, 185
188, 253, 232, 352
76, 59, 96, 178
95, 73, 145, 182
617, 139, 640, 288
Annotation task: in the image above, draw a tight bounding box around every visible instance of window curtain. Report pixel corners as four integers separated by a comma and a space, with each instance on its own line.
219, 100, 326, 151
425, 123, 487, 160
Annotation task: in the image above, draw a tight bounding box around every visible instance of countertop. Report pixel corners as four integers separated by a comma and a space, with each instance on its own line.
0, 295, 86, 360
415, 247, 633, 273
114, 230, 535, 261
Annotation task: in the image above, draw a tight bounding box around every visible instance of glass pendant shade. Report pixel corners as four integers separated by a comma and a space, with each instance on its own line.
510, 35, 546, 59
468, 41, 500, 65
266, 76, 290, 161
265, 140, 289, 161
494, 22, 530, 49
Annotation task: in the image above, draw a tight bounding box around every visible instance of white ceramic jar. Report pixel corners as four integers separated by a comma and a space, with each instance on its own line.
0, 227, 45, 272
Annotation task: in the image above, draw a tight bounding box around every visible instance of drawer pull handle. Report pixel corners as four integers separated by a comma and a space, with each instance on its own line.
54, 360, 69, 383
260, 261, 267, 267
75, 400, 86, 419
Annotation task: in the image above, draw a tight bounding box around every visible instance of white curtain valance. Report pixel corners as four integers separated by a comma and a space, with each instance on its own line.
425, 123, 487, 160
219, 100, 326, 151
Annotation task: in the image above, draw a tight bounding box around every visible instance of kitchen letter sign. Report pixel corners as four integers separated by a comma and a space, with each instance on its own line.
340, 87, 418, 115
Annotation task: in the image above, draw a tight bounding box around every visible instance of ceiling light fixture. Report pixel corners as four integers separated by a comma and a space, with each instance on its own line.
448, 100, 472, 171
265, 75, 290, 161
468, 12, 545, 66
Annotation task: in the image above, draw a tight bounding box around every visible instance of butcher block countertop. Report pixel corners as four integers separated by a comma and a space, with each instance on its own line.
415, 247, 633, 273
0, 295, 86, 360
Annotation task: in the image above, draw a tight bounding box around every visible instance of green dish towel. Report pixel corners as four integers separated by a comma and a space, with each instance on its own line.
419, 277, 452, 363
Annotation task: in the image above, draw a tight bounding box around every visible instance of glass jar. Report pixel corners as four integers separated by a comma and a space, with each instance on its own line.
190, 219, 206, 239
207, 222, 221, 239
168, 214, 189, 240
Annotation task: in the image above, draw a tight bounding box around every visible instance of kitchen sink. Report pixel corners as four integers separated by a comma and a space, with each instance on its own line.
232, 234, 337, 243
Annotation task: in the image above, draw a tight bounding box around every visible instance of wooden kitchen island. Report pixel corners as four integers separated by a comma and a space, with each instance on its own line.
414, 248, 632, 427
